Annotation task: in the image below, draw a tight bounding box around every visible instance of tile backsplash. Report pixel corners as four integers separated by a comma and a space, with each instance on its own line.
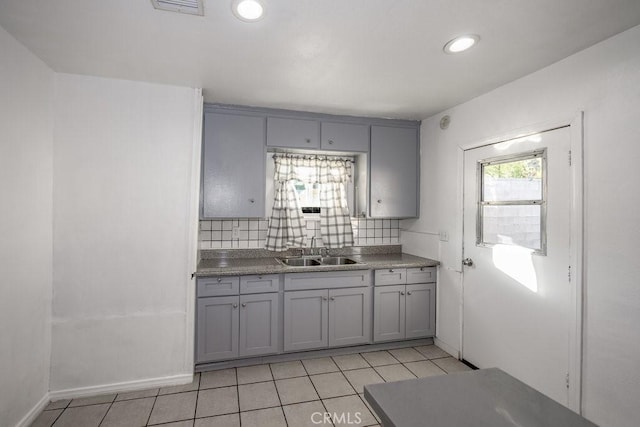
199, 218, 400, 249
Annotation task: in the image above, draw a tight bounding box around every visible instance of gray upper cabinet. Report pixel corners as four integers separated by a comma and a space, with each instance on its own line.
320, 122, 369, 152
370, 125, 419, 218
267, 117, 319, 149
202, 112, 265, 218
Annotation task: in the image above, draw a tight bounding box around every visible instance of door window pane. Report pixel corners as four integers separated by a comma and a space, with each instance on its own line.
478, 149, 546, 254
483, 157, 542, 201
482, 205, 541, 250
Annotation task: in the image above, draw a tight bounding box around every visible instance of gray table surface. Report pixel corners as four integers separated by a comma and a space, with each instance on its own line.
364, 368, 597, 427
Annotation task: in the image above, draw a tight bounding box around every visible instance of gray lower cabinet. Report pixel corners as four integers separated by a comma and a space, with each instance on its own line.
284, 289, 328, 352
373, 285, 406, 342
370, 125, 419, 218
202, 112, 266, 218
284, 287, 371, 352
405, 283, 436, 338
197, 296, 239, 362
197, 293, 279, 363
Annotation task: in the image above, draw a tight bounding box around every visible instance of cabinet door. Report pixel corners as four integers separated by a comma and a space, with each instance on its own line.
267, 117, 319, 149
320, 122, 369, 152
370, 126, 419, 218
196, 296, 239, 363
373, 285, 406, 342
405, 283, 436, 338
239, 293, 279, 357
284, 290, 328, 351
328, 287, 371, 347
202, 112, 265, 218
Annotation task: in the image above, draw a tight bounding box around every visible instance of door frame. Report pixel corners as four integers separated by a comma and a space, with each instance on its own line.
455, 112, 584, 412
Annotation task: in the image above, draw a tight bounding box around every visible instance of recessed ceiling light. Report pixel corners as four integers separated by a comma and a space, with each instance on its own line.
443, 35, 480, 54
232, 0, 264, 22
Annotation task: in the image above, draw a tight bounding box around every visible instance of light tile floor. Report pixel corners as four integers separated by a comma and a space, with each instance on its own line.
31, 345, 471, 427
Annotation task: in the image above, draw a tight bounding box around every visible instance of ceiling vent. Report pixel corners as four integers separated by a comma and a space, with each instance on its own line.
151, 0, 204, 16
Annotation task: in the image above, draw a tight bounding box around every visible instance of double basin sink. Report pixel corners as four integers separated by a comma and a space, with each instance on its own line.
278, 256, 359, 267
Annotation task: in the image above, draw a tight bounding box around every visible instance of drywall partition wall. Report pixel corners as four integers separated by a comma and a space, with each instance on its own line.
0, 26, 53, 427
401, 24, 640, 427
51, 74, 199, 392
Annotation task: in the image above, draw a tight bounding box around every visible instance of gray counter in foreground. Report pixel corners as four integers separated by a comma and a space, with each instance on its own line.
364, 368, 596, 427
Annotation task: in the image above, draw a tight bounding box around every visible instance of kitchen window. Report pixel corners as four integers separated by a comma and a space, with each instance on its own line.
477, 149, 547, 254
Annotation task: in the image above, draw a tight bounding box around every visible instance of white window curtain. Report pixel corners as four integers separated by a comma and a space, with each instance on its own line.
265, 154, 354, 251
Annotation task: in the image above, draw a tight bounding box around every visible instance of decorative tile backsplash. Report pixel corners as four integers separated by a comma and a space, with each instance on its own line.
199, 218, 400, 249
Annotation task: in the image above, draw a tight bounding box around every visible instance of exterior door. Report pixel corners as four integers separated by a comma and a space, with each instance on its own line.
462, 127, 572, 406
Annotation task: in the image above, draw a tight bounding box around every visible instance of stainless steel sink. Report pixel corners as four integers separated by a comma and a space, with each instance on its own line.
320, 257, 358, 265
279, 257, 322, 266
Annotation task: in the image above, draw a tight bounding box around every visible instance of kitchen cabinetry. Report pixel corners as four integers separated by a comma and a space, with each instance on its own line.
373, 267, 436, 342
283, 270, 371, 352
196, 274, 279, 363
320, 121, 369, 152
202, 112, 265, 218
370, 125, 419, 218
267, 116, 319, 149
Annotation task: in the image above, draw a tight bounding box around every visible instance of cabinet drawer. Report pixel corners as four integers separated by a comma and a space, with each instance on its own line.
267, 117, 319, 149
240, 274, 280, 294
284, 270, 371, 291
374, 268, 406, 286
406, 267, 437, 284
320, 122, 369, 152
197, 276, 240, 297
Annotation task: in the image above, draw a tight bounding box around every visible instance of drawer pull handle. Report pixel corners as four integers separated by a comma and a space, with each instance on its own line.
217, 278, 222, 283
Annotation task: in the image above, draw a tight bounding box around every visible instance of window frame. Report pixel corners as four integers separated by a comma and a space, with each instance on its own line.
476, 148, 547, 255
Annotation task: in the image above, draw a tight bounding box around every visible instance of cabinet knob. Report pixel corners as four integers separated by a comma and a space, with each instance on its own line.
407, 291, 412, 295
400, 291, 405, 296
241, 303, 246, 308
232, 303, 238, 308
305, 138, 311, 144
328, 139, 334, 144
249, 198, 255, 203
389, 269, 394, 273
322, 296, 328, 301
377, 199, 382, 204
330, 296, 335, 301
217, 278, 222, 283
258, 276, 262, 280
420, 267, 424, 271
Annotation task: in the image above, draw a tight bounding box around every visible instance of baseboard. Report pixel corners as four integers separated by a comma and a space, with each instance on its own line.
15, 393, 50, 427
49, 373, 193, 401
434, 337, 460, 359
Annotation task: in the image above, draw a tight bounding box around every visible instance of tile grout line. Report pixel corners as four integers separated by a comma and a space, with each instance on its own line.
300, 359, 335, 427
97, 396, 116, 427
266, 363, 288, 427
235, 368, 242, 427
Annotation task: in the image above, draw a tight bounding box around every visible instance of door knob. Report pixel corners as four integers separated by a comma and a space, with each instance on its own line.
462, 258, 474, 267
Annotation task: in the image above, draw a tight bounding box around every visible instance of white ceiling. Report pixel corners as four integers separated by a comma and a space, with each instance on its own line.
2, 0, 640, 120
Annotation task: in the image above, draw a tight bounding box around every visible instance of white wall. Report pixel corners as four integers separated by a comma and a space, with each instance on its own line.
402, 25, 640, 427
0, 26, 54, 427
51, 74, 199, 392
